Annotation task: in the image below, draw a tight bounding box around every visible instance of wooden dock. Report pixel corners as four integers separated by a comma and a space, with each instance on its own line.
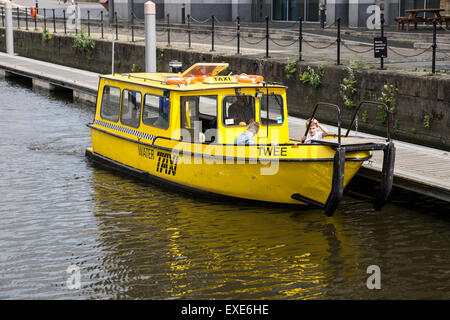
1, 52, 449, 202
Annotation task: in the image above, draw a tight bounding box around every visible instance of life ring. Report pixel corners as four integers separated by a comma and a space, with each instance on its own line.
248, 75, 264, 83
194, 75, 208, 82
234, 74, 264, 84
30, 6, 37, 19
164, 76, 196, 85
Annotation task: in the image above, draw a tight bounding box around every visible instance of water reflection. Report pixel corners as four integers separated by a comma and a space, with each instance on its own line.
1, 78, 449, 300
86, 165, 374, 299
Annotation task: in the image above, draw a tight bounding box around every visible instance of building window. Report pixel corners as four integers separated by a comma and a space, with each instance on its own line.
100, 85, 121, 122
142, 94, 170, 130
273, 0, 299, 21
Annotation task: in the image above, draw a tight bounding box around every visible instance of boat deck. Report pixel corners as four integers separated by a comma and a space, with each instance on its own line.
314, 137, 389, 146
1, 52, 449, 202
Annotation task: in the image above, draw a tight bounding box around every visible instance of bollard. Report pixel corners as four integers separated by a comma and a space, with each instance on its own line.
336, 17, 341, 65
187, 14, 191, 48
100, 10, 104, 38
265, 16, 269, 58
63, 10, 66, 34
320, 3, 326, 28
5, 1, 14, 55
298, 17, 303, 60
210, 15, 215, 52
109, 0, 115, 24
167, 13, 170, 46
53, 8, 56, 33
145, 1, 156, 72
181, 5, 185, 24
380, 17, 385, 70
432, 19, 437, 74
34, 6, 37, 30
237, 16, 240, 54
115, 12, 118, 40
131, 4, 134, 42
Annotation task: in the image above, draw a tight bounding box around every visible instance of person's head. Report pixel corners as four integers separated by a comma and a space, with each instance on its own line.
236, 95, 247, 105
306, 118, 319, 136
247, 120, 260, 136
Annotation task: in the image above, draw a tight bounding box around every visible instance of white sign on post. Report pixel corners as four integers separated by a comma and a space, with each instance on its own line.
66, 5, 81, 31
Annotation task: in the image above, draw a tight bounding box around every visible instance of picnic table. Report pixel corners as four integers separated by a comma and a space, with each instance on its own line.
394, 8, 449, 31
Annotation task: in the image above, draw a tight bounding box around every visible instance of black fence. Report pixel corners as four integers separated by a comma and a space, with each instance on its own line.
1, 6, 449, 73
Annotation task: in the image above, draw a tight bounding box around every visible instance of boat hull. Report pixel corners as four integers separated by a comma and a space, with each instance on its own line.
88, 128, 368, 206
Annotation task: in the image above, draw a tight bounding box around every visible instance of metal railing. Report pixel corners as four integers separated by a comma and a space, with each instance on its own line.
0, 6, 448, 73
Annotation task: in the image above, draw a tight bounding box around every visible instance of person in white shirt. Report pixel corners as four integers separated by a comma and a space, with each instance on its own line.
301, 118, 328, 143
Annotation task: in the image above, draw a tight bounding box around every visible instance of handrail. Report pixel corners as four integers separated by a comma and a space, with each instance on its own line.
345, 100, 391, 141
303, 102, 342, 145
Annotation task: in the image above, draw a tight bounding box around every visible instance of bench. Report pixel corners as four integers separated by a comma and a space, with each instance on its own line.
395, 15, 449, 31
441, 15, 450, 28
394, 17, 410, 31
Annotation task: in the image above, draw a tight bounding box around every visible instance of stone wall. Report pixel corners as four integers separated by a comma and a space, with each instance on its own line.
0, 28, 449, 150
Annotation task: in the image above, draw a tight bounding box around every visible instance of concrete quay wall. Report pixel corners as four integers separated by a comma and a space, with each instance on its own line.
1, 28, 449, 150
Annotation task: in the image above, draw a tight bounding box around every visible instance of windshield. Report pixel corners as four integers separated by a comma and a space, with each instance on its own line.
260, 94, 284, 125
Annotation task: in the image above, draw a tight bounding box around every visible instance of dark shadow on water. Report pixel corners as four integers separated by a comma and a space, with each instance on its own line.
348, 175, 450, 220
85, 157, 317, 217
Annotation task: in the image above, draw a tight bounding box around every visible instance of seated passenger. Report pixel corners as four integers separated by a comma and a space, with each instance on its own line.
234, 120, 260, 145
228, 96, 254, 125
301, 118, 328, 143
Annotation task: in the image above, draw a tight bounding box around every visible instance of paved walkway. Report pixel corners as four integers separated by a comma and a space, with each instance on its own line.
1, 52, 449, 201
2, 0, 450, 72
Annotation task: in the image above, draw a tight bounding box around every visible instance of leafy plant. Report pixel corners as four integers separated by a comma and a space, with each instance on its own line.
349, 60, 365, 69
73, 29, 95, 55
131, 64, 142, 72
423, 72, 441, 77
42, 27, 52, 43
285, 58, 298, 79
340, 68, 357, 108
423, 114, 431, 129
361, 110, 368, 123
300, 64, 325, 88
377, 84, 398, 124
394, 119, 400, 131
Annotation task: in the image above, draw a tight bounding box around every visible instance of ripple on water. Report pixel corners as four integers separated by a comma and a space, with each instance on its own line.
1, 79, 450, 299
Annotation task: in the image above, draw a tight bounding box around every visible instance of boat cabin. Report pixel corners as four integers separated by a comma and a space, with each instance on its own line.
95, 63, 290, 145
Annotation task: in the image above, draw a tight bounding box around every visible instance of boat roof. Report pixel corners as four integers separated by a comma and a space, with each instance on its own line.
100, 63, 287, 92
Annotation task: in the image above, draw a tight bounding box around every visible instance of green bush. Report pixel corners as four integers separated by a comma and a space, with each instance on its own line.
300, 64, 325, 88
73, 30, 95, 54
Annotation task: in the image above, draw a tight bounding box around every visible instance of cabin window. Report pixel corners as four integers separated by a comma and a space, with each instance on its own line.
142, 94, 170, 130
222, 95, 255, 126
100, 85, 121, 122
180, 95, 217, 142
260, 94, 284, 125
120, 89, 142, 128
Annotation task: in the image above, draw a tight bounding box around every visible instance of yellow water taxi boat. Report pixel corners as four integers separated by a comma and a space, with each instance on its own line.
86, 63, 395, 216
